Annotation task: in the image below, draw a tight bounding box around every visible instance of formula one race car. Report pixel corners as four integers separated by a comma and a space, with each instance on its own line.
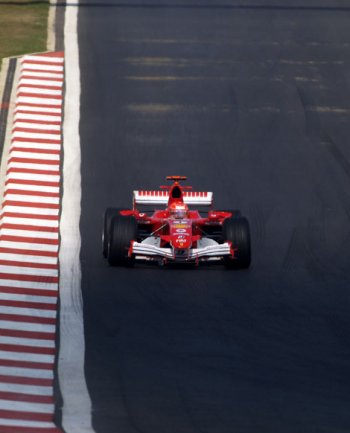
103, 176, 251, 268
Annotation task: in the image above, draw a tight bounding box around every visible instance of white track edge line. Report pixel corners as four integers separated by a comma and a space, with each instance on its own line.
58, 5, 95, 433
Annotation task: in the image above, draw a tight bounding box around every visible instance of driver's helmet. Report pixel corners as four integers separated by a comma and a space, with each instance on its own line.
169, 202, 188, 219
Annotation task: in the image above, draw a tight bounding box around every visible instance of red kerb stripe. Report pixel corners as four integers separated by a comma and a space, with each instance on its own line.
0, 223, 59, 233
0, 408, 53, 422
2, 201, 59, 209
5, 179, 60, 188
15, 102, 62, 109
0, 212, 58, 221
0, 390, 53, 404
8, 157, 59, 165
0, 247, 58, 257
10, 147, 61, 155
0, 328, 55, 340
15, 109, 62, 116
0, 312, 56, 325
12, 127, 61, 135
18, 84, 62, 91
0, 260, 57, 271
0, 299, 56, 311
0, 425, 61, 433
4, 190, 59, 198
11, 137, 61, 145
0, 344, 55, 356
14, 119, 61, 126
0, 374, 53, 386
35, 51, 64, 58
0, 271, 58, 283
21, 74, 63, 82
17, 92, 62, 101
22, 59, 63, 66
6, 169, 59, 176
0, 359, 53, 370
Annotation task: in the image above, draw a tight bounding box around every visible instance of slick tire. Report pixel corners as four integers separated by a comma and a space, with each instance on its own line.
223, 217, 251, 269
108, 215, 137, 266
103, 208, 122, 258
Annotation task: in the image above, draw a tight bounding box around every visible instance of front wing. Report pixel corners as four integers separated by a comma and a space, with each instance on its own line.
131, 241, 232, 262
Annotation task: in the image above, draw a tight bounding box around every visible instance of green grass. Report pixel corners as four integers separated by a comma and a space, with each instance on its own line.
0, 0, 49, 68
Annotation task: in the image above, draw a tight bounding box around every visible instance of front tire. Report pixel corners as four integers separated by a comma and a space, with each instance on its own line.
107, 215, 137, 266
103, 208, 122, 258
223, 217, 251, 269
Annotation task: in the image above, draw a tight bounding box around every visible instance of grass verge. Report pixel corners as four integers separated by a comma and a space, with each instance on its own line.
0, 0, 49, 68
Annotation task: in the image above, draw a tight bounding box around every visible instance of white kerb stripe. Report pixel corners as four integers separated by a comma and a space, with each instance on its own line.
0, 264, 58, 277
22, 54, 64, 64
0, 382, 53, 396
7, 163, 59, 172
17, 87, 62, 96
18, 85, 62, 94
9, 142, 61, 151
21, 63, 64, 72
0, 320, 55, 333
0, 365, 53, 379
0, 335, 55, 348
12, 131, 61, 141
4, 184, 60, 193
0, 242, 58, 253
0, 420, 56, 428
15, 104, 62, 113
0, 400, 54, 414
3, 195, 59, 205
0, 292, 57, 305
0, 277, 57, 290
11, 150, 60, 163
60, 5, 95, 433
19, 78, 63, 87
14, 113, 62, 122
1, 207, 59, 216
0, 351, 54, 364
20, 71, 64, 79
0, 217, 59, 228
9, 150, 60, 159
5, 173, 60, 183
23, 55, 64, 64
13, 122, 62, 131
17, 96, 62, 106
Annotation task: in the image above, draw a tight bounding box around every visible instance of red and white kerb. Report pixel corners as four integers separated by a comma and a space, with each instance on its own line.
0, 52, 64, 433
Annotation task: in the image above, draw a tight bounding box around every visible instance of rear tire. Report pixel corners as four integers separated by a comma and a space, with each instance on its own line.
223, 217, 251, 269
108, 215, 137, 266
103, 208, 122, 258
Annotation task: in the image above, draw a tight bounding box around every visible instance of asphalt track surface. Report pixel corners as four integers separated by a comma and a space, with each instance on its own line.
77, 1, 350, 432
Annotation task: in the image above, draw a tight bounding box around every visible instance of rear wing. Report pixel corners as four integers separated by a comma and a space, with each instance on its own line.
133, 190, 213, 207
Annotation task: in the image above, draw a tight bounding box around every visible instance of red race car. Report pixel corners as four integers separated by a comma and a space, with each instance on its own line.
103, 176, 251, 268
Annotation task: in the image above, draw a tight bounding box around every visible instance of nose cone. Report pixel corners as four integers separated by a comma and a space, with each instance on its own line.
173, 234, 192, 249
169, 220, 192, 249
